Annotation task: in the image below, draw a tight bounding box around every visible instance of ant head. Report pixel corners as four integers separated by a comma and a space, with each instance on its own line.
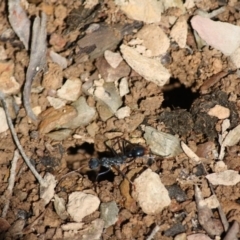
89, 158, 100, 169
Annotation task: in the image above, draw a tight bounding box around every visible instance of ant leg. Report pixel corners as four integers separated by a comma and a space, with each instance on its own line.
96, 168, 111, 181
112, 165, 134, 185
104, 140, 119, 157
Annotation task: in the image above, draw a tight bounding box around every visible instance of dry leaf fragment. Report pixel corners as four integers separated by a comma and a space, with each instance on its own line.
8, 0, 30, 49
206, 170, 240, 186
181, 141, 200, 164
195, 185, 224, 236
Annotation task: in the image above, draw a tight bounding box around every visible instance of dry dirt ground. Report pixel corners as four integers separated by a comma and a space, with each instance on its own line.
1, 0, 240, 240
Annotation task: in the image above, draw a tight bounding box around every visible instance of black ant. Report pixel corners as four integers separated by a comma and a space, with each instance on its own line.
89, 138, 145, 182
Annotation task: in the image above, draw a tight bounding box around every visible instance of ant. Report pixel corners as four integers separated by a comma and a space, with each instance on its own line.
89, 138, 145, 182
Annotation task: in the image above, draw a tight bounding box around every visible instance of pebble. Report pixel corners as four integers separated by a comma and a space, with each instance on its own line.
94, 82, 122, 113
191, 15, 240, 56
62, 96, 96, 129
67, 192, 100, 222
100, 201, 119, 228
115, 106, 131, 119
120, 44, 170, 87
115, 0, 163, 23
170, 16, 188, 48
119, 77, 129, 97
39, 105, 77, 134
104, 50, 123, 69
0, 107, 9, 133
133, 169, 171, 214
144, 126, 182, 157
207, 104, 230, 119
57, 78, 82, 101
47, 96, 67, 109
136, 24, 170, 56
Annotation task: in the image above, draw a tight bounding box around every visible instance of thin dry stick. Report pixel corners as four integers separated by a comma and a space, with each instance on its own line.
0, 91, 47, 187
1, 149, 20, 218
181, 141, 229, 232
23, 12, 47, 121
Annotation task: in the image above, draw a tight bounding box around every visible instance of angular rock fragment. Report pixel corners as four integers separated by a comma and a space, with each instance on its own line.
133, 169, 171, 214
120, 45, 170, 86
191, 15, 240, 56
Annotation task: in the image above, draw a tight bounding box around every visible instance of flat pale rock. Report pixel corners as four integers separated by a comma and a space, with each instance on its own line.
191, 15, 240, 56
57, 78, 82, 101
115, 0, 163, 23
67, 192, 100, 222
47, 96, 66, 109
62, 96, 96, 129
120, 44, 170, 86
115, 106, 130, 119
39, 105, 77, 134
0, 107, 8, 133
206, 170, 240, 186
94, 82, 122, 113
144, 126, 182, 157
170, 16, 188, 48
119, 77, 129, 97
137, 24, 170, 56
133, 169, 171, 214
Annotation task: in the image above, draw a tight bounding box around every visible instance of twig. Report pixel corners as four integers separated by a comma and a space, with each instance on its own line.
1, 149, 20, 218
0, 91, 47, 187
23, 12, 47, 121
146, 225, 160, 240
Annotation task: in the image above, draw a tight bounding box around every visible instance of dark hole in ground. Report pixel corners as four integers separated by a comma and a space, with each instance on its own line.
162, 78, 199, 110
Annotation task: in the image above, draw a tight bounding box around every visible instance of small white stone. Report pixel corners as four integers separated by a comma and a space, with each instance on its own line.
170, 16, 188, 48
0, 107, 8, 133
104, 50, 123, 69
120, 44, 170, 87
115, 106, 131, 119
133, 169, 171, 214
47, 96, 67, 109
32, 106, 42, 116
67, 192, 100, 222
119, 77, 129, 97
137, 24, 170, 56
57, 78, 82, 101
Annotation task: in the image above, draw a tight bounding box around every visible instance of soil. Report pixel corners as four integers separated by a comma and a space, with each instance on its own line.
0, 0, 240, 240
